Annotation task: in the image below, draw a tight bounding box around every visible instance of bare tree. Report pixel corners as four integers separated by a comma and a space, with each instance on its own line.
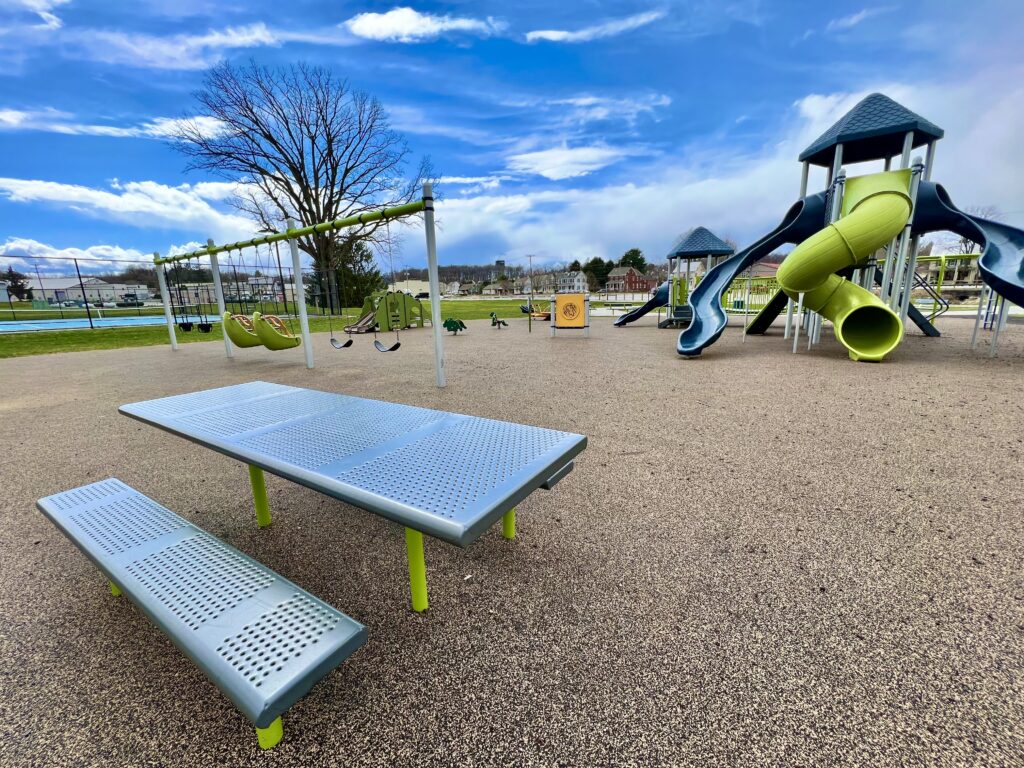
171, 61, 433, 269
945, 205, 1002, 255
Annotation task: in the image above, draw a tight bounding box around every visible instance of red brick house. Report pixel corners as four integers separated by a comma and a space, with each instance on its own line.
606, 266, 656, 292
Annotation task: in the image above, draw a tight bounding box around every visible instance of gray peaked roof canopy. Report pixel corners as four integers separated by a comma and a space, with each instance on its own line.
799, 92, 944, 167
667, 227, 734, 260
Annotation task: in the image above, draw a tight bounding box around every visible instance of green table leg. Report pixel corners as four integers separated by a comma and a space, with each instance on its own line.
109, 580, 122, 597
248, 465, 272, 528
405, 528, 429, 612
256, 717, 283, 749
502, 508, 516, 540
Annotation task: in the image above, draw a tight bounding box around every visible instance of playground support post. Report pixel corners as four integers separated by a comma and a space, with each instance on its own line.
741, 270, 751, 343
989, 294, 1009, 358
285, 219, 314, 370
784, 299, 794, 339
792, 292, 804, 353
155, 254, 178, 350
889, 157, 925, 315
422, 182, 446, 388
970, 283, 989, 349
799, 161, 809, 198
208, 241, 233, 359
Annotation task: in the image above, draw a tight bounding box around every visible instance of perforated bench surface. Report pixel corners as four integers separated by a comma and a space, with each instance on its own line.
119, 382, 587, 547
37, 479, 366, 730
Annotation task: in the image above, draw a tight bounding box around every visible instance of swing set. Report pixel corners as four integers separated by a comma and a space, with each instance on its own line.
152, 184, 447, 386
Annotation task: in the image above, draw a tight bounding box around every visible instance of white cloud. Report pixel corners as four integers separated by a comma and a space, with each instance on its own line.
825, 6, 893, 33
387, 104, 504, 146
415, 64, 1024, 268
344, 7, 505, 43
0, 237, 151, 273
0, 177, 254, 243
506, 144, 646, 180
63, 23, 280, 70
548, 93, 671, 125
0, 108, 229, 139
526, 10, 664, 44
1, 0, 70, 30
439, 175, 509, 195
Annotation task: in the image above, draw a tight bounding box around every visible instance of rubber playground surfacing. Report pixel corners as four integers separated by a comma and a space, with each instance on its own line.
1, 315, 1022, 767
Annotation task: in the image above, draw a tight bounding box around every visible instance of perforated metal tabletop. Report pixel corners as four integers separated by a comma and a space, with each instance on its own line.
120, 382, 587, 546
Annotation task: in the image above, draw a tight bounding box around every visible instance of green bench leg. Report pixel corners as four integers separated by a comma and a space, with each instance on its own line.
248, 465, 272, 528
405, 528, 429, 612
109, 580, 122, 597
502, 508, 516, 540
256, 717, 283, 749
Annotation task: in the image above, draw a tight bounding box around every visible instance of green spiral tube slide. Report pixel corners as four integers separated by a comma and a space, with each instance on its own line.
776, 169, 912, 362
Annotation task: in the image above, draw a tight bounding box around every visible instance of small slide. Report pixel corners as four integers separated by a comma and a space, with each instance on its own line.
676, 191, 828, 356
343, 311, 376, 334
613, 281, 669, 326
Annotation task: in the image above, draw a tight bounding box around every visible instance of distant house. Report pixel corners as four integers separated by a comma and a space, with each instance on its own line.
482, 279, 513, 296
532, 272, 556, 292
0, 281, 9, 303
606, 266, 656, 292
27, 276, 150, 304
748, 262, 780, 279
556, 271, 588, 293
444, 281, 461, 295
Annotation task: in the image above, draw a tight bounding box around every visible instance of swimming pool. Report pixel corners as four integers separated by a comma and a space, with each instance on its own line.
0, 315, 216, 334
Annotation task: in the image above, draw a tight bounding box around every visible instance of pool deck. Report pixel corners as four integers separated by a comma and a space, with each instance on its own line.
0, 315, 1021, 766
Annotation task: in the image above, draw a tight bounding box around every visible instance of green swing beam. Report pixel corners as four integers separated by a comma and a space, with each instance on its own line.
152, 200, 426, 265
245, 463, 516, 612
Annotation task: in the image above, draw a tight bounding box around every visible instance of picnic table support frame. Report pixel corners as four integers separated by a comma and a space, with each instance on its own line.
502, 508, 516, 540
109, 580, 122, 597
405, 528, 429, 612
248, 465, 272, 528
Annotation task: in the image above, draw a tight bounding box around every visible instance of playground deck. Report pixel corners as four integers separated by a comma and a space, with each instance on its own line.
2, 315, 1022, 767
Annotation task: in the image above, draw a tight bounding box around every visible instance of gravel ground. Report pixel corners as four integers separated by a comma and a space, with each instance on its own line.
1, 315, 1022, 768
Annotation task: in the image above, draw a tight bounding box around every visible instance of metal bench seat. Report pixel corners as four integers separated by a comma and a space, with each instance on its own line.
37, 478, 366, 750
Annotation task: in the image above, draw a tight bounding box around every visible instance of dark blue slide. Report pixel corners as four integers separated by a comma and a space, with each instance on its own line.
676, 192, 828, 357
613, 281, 668, 326
913, 182, 1024, 308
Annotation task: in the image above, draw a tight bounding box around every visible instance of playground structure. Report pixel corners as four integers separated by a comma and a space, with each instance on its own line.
671, 93, 1024, 361
613, 227, 735, 329
550, 293, 590, 337
151, 183, 448, 386
343, 289, 429, 334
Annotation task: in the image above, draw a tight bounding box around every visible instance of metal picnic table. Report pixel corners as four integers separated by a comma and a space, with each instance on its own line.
119, 381, 587, 611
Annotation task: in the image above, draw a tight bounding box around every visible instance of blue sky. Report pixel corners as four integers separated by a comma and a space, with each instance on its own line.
1, 0, 1023, 275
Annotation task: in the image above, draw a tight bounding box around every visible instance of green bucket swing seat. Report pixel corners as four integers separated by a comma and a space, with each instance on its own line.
222, 312, 263, 348
253, 311, 302, 351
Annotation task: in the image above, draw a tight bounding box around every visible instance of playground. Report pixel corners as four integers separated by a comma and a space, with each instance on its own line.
2, 44, 1023, 765
1, 314, 1021, 766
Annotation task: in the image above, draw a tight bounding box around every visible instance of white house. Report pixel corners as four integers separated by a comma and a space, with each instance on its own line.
556, 271, 588, 293
28, 276, 150, 304
0, 281, 9, 303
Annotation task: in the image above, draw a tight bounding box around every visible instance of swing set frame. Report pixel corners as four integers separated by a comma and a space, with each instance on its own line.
152, 183, 446, 387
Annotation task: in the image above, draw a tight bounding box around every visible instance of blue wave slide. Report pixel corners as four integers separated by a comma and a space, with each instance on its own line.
676, 182, 1024, 357
613, 282, 668, 327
